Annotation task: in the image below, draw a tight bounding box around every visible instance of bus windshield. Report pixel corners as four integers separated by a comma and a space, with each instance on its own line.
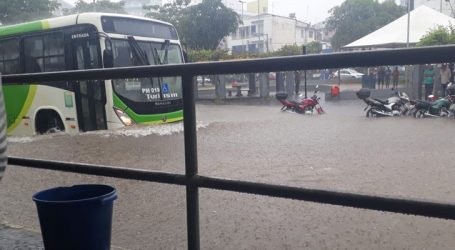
111, 39, 183, 102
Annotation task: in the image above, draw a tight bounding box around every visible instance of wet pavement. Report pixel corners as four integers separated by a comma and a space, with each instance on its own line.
2, 100, 455, 249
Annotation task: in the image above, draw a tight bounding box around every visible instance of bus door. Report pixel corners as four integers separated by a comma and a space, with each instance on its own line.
71, 35, 107, 131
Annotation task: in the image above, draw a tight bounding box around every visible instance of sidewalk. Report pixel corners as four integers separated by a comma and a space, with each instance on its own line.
0, 223, 126, 249
0, 223, 43, 249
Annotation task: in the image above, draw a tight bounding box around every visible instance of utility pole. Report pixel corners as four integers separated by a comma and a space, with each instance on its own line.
406, 0, 414, 48
302, 46, 307, 98
258, 0, 260, 14
258, 0, 260, 53
239, 0, 245, 53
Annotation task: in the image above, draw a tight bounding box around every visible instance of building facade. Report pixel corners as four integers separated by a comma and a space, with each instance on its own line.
225, 13, 324, 54
400, 0, 454, 16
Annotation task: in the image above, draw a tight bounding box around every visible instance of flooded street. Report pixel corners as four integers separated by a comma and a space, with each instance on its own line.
2, 100, 455, 249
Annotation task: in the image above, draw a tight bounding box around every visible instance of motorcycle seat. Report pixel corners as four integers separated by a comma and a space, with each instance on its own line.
291, 101, 300, 107
374, 98, 388, 105
364, 97, 382, 106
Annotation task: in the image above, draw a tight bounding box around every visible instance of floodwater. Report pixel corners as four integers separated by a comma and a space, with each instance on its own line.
2, 100, 455, 249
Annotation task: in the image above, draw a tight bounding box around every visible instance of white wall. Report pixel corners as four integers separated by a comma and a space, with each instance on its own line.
225, 14, 324, 54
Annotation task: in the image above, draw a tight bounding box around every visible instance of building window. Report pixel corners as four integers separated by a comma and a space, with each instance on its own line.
309, 30, 314, 38
258, 22, 264, 34
301, 29, 304, 38
232, 45, 246, 54
248, 44, 257, 53
251, 25, 256, 34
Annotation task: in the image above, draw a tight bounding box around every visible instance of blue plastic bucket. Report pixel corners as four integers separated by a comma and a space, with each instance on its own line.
33, 184, 117, 250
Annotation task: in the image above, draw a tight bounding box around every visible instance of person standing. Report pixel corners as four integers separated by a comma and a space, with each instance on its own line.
385, 66, 392, 89
392, 67, 399, 89
423, 65, 435, 99
377, 67, 385, 89
449, 63, 454, 83
440, 64, 451, 96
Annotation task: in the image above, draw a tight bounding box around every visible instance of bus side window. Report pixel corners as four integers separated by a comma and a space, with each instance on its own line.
24, 36, 44, 73
24, 32, 66, 73
44, 33, 65, 72
0, 38, 20, 74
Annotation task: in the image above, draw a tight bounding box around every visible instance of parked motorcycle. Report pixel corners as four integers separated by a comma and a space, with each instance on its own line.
356, 88, 409, 117
275, 86, 325, 114
449, 102, 455, 118
276, 93, 298, 111
447, 83, 455, 118
391, 90, 413, 115
413, 95, 453, 118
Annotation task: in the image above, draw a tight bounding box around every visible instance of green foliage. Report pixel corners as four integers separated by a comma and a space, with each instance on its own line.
187, 44, 313, 63
145, 0, 240, 50
272, 44, 303, 56
144, 0, 190, 40
186, 49, 229, 62
417, 25, 455, 46
306, 41, 323, 54
63, 0, 126, 15
0, 0, 60, 25
326, 0, 405, 49
180, 0, 239, 50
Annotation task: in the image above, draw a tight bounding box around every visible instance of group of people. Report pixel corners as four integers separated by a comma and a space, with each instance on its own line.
422, 64, 453, 98
369, 66, 400, 89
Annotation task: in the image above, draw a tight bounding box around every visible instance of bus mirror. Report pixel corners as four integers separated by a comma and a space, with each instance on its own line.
183, 50, 188, 63
103, 50, 114, 68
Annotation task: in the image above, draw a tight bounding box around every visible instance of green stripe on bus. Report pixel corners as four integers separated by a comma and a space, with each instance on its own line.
0, 20, 49, 37
113, 93, 183, 124
5, 85, 37, 134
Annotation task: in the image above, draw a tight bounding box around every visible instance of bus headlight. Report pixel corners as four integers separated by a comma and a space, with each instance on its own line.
113, 107, 134, 126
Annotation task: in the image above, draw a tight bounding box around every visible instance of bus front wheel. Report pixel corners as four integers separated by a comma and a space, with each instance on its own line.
35, 110, 65, 134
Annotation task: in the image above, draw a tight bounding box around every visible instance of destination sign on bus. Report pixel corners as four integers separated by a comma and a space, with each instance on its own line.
141, 87, 178, 101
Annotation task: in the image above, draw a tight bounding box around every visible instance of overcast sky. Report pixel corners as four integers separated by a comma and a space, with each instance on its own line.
67, 0, 347, 23
270, 0, 345, 23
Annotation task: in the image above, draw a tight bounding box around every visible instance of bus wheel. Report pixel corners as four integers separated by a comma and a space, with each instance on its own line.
35, 110, 65, 134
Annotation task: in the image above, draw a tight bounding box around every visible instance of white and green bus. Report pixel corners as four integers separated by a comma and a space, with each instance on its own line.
0, 13, 184, 135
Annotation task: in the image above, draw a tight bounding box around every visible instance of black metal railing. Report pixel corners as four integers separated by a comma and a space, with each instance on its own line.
4, 45, 455, 250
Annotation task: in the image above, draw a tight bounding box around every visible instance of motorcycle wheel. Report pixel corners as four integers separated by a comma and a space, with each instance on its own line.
414, 109, 425, 118
304, 107, 314, 114
294, 107, 304, 114
366, 109, 377, 117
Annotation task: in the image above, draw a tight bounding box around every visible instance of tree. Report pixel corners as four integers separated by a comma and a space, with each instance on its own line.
144, 0, 191, 41
0, 0, 60, 25
145, 0, 240, 50
306, 41, 323, 54
326, 0, 405, 49
417, 25, 455, 46
180, 0, 240, 50
63, 0, 126, 15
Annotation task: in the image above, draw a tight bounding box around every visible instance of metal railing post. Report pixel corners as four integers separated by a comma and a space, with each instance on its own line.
182, 74, 200, 250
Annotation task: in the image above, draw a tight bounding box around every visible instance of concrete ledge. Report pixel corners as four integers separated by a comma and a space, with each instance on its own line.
325, 88, 407, 101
